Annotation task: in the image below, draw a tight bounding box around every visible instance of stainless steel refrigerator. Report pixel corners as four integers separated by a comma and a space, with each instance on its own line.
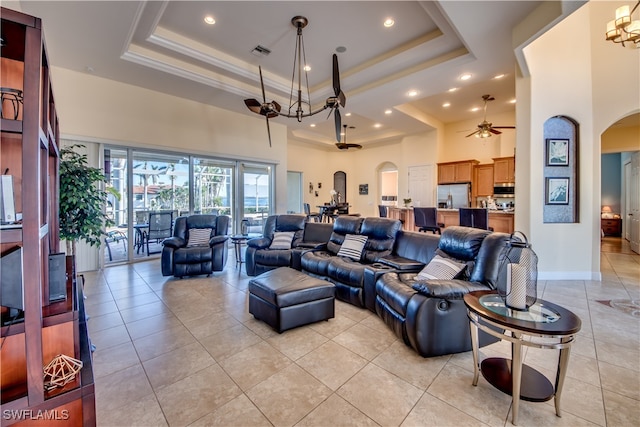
437, 183, 471, 208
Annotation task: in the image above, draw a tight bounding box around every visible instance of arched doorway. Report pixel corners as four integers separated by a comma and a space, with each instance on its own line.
333, 171, 346, 203
377, 162, 398, 208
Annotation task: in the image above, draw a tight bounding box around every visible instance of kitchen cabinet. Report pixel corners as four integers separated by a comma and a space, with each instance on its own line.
601, 218, 622, 236
493, 157, 515, 183
474, 164, 494, 198
438, 160, 479, 184
437, 210, 514, 234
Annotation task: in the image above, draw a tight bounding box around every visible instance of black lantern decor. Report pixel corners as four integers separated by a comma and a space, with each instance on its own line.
497, 231, 538, 311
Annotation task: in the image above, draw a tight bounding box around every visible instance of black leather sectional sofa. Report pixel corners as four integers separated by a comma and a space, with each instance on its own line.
245, 214, 509, 357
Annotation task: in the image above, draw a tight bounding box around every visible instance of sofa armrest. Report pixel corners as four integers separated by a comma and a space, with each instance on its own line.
377, 255, 425, 271
411, 279, 489, 299
363, 263, 399, 312
209, 235, 228, 246
296, 241, 326, 249
247, 237, 271, 249
163, 237, 186, 249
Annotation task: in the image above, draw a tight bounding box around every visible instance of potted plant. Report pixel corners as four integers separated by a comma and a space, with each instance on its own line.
403, 198, 412, 208
59, 145, 114, 256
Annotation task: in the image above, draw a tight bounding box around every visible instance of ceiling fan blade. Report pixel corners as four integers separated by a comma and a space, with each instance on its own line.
335, 143, 349, 150
492, 126, 516, 129
265, 117, 272, 147
345, 143, 362, 149
259, 66, 267, 103
466, 130, 480, 138
332, 54, 340, 97
244, 98, 262, 115
334, 108, 342, 142
489, 128, 502, 135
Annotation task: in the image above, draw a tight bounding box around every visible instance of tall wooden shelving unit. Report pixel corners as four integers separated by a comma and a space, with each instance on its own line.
1, 8, 95, 426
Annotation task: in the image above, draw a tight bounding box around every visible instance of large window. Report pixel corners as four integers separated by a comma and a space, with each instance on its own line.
103, 148, 273, 264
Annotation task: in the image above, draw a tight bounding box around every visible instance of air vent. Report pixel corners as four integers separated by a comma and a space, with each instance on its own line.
251, 45, 271, 56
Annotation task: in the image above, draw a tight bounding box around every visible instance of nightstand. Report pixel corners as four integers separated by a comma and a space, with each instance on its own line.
601, 218, 622, 236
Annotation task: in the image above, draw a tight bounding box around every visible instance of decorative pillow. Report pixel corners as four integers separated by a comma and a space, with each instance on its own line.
434, 248, 473, 280
415, 254, 466, 280
269, 231, 295, 250
187, 228, 212, 247
337, 234, 368, 260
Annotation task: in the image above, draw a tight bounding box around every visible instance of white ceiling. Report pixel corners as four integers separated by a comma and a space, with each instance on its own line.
10, 0, 552, 148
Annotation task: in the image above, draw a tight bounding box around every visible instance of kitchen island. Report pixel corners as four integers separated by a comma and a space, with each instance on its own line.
387, 207, 514, 234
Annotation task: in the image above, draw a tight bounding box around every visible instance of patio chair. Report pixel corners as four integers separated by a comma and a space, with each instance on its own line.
146, 211, 173, 255
105, 230, 127, 261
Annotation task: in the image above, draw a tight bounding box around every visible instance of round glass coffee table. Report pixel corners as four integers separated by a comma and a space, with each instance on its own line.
464, 290, 582, 425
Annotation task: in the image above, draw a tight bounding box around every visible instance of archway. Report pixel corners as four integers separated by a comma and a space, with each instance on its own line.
377, 162, 399, 210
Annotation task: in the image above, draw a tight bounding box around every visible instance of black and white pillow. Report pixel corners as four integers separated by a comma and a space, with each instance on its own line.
415, 254, 466, 280
187, 228, 212, 247
269, 231, 295, 250
337, 234, 368, 260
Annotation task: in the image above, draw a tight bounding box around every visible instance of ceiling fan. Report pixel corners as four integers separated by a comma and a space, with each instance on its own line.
336, 124, 362, 150
466, 94, 515, 138
244, 17, 347, 147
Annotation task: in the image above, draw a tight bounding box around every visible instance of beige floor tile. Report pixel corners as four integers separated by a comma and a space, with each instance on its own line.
243, 316, 280, 339
90, 324, 131, 351
125, 311, 183, 340
296, 341, 368, 391
96, 392, 168, 427
133, 324, 197, 361
93, 341, 140, 379
337, 363, 423, 426
143, 341, 216, 390
247, 364, 332, 427
551, 376, 606, 426
114, 290, 161, 310
427, 363, 511, 427
401, 393, 488, 427
598, 361, 640, 401
85, 299, 120, 318
120, 300, 170, 323
188, 394, 271, 427
595, 340, 640, 372
308, 313, 357, 339
182, 309, 243, 340
602, 389, 640, 427
335, 300, 372, 322
198, 323, 262, 362
333, 323, 396, 361
296, 394, 378, 427
267, 326, 329, 360
219, 340, 291, 391
109, 283, 154, 300
508, 398, 601, 427
95, 364, 153, 417
373, 340, 449, 390
87, 311, 124, 334
156, 364, 242, 426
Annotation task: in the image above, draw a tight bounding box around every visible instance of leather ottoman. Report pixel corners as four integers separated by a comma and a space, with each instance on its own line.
249, 267, 335, 333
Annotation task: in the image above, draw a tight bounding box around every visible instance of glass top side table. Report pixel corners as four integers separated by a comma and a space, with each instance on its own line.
464, 290, 581, 425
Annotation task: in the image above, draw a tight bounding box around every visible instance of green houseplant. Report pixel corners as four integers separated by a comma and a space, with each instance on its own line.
59, 145, 113, 255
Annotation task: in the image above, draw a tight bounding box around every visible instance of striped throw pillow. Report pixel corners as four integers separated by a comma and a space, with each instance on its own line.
187, 228, 212, 247
337, 234, 368, 260
415, 254, 466, 280
269, 231, 295, 250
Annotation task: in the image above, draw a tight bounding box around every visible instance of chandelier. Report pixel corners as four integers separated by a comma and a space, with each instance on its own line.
244, 16, 346, 146
605, 1, 640, 47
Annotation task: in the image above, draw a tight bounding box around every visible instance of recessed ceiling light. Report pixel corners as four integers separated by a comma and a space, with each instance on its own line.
471, 107, 480, 112
204, 16, 216, 25
493, 74, 505, 79
374, 123, 382, 128
442, 102, 451, 108
448, 87, 458, 92
310, 123, 316, 127
303, 65, 311, 72
385, 109, 392, 115
459, 73, 472, 81
383, 18, 395, 27
345, 112, 352, 117
407, 90, 419, 97
509, 99, 516, 104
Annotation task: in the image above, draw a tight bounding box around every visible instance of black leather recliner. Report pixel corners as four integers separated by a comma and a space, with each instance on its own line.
373, 226, 509, 357
245, 214, 307, 276
300, 216, 402, 307
161, 215, 229, 278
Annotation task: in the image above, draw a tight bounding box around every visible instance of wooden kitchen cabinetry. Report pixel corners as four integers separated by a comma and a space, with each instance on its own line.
438, 160, 479, 184
493, 157, 515, 183
474, 164, 494, 198
0, 8, 95, 426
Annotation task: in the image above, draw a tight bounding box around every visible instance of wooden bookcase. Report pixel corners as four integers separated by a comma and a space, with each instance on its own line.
0, 8, 95, 426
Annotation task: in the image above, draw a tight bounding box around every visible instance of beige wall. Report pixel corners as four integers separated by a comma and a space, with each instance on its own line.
521, 1, 639, 279
601, 124, 640, 154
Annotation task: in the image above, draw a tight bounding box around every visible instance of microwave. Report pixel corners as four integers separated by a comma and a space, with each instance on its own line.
493, 184, 515, 196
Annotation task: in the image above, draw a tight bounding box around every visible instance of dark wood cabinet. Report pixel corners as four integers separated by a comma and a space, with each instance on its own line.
601, 218, 622, 236
1, 7, 95, 425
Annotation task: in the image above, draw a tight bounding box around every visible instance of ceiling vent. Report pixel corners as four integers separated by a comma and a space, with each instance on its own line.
251, 45, 271, 56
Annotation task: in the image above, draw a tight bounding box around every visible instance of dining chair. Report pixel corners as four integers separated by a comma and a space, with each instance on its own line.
458, 208, 490, 230
304, 203, 321, 222
146, 211, 174, 255
413, 207, 442, 234
378, 205, 388, 218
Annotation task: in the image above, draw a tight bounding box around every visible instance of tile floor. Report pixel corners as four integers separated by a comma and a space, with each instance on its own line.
85, 237, 639, 426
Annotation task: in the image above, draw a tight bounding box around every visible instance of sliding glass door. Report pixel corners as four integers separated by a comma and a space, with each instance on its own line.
240, 163, 272, 234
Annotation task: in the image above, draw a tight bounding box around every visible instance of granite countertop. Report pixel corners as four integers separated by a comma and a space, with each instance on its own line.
437, 208, 515, 214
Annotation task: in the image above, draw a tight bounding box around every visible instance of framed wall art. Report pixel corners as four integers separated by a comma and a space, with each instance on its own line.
546, 177, 569, 205
359, 184, 368, 195
546, 139, 569, 166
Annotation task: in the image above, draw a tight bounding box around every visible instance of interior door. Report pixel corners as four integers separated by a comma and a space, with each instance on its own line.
408, 165, 435, 207
629, 152, 639, 254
